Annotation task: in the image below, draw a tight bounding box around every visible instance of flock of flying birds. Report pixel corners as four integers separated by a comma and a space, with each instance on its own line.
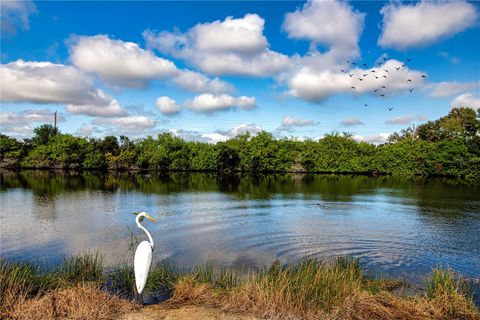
340, 57, 427, 112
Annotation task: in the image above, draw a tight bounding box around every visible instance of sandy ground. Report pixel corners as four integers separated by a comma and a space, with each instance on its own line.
122, 304, 261, 320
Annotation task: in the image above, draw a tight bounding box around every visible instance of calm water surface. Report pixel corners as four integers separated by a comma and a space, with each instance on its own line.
1, 171, 479, 285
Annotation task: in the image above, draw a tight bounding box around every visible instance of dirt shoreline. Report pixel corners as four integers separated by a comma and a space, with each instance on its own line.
122, 304, 261, 320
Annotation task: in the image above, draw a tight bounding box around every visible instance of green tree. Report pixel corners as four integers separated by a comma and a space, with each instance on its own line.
32, 124, 59, 145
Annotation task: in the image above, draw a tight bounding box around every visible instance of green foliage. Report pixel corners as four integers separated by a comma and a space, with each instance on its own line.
2, 108, 480, 180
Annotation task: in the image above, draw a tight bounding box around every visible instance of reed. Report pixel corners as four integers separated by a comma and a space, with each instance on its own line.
1, 253, 479, 320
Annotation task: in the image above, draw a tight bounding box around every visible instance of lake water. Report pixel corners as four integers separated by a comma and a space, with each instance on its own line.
1, 170, 479, 286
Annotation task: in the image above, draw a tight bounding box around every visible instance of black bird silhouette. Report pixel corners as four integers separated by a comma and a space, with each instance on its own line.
377, 62, 382, 66
409, 88, 414, 92
382, 57, 387, 61
421, 74, 426, 78
374, 89, 379, 92
350, 86, 356, 89
341, 69, 345, 73
383, 75, 387, 78
358, 78, 364, 81
407, 58, 412, 62
401, 63, 405, 67
371, 70, 376, 73
380, 94, 385, 97
384, 70, 390, 73
375, 76, 380, 79
407, 79, 412, 82
362, 63, 367, 67
352, 62, 357, 66
388, 107, 394, 111
363, 74, 368, 77
381, 86, 386, 89
363, 104, 368, 107
349, 73, 354, 77
396, 67, 401, 70
346, 60, 351, 63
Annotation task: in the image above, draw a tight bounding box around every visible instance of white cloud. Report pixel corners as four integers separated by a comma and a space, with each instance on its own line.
0, 0, 36, 36
451, 92, 480, 110
0, 60, 126, 117
0, 109, 63, 125
283, 0, 365, 57
353, 133, 391, 145
385, 115, 427, 125
276, 115, 316, 133
340, 117, 364, 127
428, 81, 480, 98
173, 70, 233, 94
143, 14, 290, 77
287, 59, 425, 102
282, 115, 315, 127
0, 109, 64, 136
69, 35, 234, 93
74, 124, 95, 137
379, 1, 478, 50
170, 123, 263, 143
437, 52, 461, 65
185, 93, 256, 114
217, 123, 263, 137
93, 115, 156, 134
156, 96, 181, 115
69, 35, 177, 88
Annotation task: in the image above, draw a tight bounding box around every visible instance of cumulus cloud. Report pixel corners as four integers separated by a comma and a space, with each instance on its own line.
170, 123, 263, 143
69, 35, 233, 93
173, 70, 234, 94
353, 133, 391, 145
275, 115, 316, 133
185, 93, 256, 114
69, 35, 177, 88
288, 59, 425, 102
451, 92, 480, 110
143, 14, 290, 77
0, 109, 64, 136
1, 0, 36, 36
93, 115, 156, 134
428, 81, 480, 98
283, 0, 365, 58
340, 117, 364, 127
379, 1, 478, 50
0, 60, 126, 117
385, 115, 427, 125
156, 96, 181, 115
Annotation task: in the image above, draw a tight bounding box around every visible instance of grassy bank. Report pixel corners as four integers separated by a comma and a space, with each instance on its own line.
1, 253, 479, 320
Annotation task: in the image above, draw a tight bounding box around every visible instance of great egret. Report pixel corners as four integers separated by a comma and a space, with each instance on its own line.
134, 211, 158, 295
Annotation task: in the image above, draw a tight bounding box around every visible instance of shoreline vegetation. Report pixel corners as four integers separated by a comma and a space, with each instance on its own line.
1, 108, 479, 184
1, 253, 479, 320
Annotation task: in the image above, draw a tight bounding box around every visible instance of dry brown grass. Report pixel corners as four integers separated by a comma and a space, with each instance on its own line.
171, 281, 480, 320
9, 285, 137, 320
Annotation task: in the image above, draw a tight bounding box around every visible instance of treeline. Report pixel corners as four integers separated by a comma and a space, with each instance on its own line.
1, 108, 479, 180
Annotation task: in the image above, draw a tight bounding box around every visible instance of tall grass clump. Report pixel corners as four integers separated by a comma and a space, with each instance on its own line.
424, 267, 478, 319
108, 263, 135, 296
59, 251, 104, 283
0, 261, 58, 318
192, 262, 241, 289
146, 260, 179, 292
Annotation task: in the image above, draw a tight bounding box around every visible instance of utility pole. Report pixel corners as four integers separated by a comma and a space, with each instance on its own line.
54, 111, 57, 131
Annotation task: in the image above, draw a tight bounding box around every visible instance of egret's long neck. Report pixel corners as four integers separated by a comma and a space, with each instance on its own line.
136, 214, 154, 249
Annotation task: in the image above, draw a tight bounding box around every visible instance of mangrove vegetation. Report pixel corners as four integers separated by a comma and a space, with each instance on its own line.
1, 108, 479, 182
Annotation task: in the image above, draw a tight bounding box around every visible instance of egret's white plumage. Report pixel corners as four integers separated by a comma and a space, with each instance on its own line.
134, 211, 157, 294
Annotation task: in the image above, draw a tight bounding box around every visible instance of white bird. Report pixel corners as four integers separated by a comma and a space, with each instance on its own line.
134, 211, 158, 295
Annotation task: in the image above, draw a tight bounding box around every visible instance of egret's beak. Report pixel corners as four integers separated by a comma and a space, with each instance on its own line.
144, 213, 158, 222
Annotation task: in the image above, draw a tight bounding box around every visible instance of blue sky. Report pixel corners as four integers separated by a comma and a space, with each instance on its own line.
1, 0, 479, 143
